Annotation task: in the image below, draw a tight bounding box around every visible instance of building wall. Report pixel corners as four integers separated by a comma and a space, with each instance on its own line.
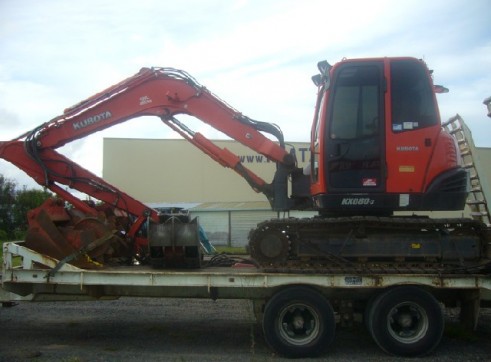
104, 138, 491, 207
103, 138, 313, 247
476, 147, 491, 198
103, 138, 311, 203
103, 138, 491, 247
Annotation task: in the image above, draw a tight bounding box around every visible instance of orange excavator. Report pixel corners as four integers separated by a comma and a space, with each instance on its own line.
0, 57, 488, 272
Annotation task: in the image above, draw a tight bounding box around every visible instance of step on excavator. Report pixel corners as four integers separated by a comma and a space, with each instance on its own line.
0, 57, 490, 273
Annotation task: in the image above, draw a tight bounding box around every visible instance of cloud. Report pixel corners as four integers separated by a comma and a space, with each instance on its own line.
0, 0, 490, 192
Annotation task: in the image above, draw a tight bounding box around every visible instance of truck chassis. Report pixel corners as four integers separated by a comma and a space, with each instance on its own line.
2, 241, 490, 358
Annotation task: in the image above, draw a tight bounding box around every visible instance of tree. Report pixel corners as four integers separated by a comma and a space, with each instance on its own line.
13, 188, 53, 237
0, 175, 17, 238
0, 175, 53, 240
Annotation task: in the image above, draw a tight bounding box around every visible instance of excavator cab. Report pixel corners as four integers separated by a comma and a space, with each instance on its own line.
309, 57, 469, 214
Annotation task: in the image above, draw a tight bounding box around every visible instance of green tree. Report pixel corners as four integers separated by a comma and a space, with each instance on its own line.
0, 229, 8, 241
12, 188, 53, 235
0, 175, 17, 238
0, 175, 53, 240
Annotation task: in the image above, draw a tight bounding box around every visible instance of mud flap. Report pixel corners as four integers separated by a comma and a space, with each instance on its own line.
148, 216, 202, 268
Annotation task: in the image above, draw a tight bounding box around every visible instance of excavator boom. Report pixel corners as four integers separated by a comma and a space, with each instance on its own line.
0, 67, 304, 267
0, 67, 302, 214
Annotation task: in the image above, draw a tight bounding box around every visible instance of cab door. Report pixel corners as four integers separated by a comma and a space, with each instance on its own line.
324, 62, 386, 192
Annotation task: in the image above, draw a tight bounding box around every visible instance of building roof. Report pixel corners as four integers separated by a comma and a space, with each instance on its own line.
191, 201, 272, 212
146, 201, 272, 212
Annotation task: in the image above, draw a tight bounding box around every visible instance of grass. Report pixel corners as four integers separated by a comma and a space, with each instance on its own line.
214, 246, 248, 255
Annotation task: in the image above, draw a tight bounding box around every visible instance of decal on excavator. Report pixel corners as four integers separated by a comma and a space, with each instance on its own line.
396, 146, 419, 152
340, 197, 375, 206
73, 111, 112, 130
139, 96, 152, 105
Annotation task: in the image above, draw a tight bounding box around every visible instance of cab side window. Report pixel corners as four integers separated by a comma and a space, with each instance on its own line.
391, 60, 438, 132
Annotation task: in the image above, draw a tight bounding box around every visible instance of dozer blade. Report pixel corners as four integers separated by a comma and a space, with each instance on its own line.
148, 216, 202, 268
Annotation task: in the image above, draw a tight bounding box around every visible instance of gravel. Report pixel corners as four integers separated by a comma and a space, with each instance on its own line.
1, 297, 490, 361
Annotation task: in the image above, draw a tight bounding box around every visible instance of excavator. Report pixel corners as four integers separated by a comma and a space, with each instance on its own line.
0, 56, 489, 273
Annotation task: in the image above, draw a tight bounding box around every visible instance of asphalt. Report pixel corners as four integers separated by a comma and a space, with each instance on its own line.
1, 297, 490, 361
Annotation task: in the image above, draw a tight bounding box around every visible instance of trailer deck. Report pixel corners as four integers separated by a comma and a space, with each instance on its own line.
3, 240, 491, 358
2, 241, 491, 302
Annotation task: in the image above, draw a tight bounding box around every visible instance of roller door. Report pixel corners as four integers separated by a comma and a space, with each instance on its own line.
230, 210, 277, 247
191, 211, 229, 246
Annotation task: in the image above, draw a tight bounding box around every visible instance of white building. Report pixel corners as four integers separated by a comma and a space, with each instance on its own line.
103, 138, 491, 247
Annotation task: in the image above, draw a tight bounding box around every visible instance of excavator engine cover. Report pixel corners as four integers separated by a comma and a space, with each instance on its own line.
148, 213, 202, 268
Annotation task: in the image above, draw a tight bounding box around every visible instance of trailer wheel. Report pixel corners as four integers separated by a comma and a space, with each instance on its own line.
364, 293, 378, 333
367, 286, 444, 357
262, 286, 335, 358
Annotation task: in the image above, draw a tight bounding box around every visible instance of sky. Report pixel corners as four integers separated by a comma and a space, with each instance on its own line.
0, 0, 490, 191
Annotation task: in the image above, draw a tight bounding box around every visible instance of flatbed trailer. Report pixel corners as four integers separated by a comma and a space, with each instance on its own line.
2, 241, 490, 358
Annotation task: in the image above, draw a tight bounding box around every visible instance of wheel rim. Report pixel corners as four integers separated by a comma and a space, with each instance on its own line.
387, 301, 429, 344
277, 303, 320, 346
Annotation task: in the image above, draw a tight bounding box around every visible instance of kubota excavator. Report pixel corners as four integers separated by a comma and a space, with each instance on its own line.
0, 57, 489, 273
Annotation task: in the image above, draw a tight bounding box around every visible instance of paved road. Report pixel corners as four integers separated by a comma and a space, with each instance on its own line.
1, 298, 490, 361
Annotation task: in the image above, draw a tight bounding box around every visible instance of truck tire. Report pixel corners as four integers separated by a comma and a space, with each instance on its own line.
262, 286, 336, 358
364, 293, 378, 333
367, 286, 444, 357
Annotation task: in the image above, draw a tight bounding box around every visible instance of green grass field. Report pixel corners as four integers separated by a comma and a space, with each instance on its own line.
213, 246, 247, 255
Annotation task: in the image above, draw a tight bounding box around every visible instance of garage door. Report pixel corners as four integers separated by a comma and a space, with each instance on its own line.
191, 211, 229, 246
230, 210, 277, 247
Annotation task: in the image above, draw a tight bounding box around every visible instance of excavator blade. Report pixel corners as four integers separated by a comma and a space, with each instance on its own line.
148, 216, 202, 268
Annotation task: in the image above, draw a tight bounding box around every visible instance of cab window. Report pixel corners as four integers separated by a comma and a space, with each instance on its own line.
390, 60, 438, 132
330, 66, 380, 140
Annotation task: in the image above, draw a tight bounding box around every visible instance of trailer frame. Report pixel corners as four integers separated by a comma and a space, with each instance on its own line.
2, 241, 490, 357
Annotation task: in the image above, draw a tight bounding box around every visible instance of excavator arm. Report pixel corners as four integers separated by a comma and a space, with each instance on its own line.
0, 67, 305, 266
0, 67, 300, 214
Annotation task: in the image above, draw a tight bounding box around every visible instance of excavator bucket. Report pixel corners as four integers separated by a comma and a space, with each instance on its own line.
24, 208, 99, 270
148, 214, 202, 268
24, 208, 81, 263
23, 198, 130, 269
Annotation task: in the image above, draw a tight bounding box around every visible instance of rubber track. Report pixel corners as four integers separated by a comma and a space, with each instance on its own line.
249, 216, 491, 275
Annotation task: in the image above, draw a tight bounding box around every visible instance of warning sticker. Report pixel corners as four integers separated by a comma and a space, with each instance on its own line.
399, 194, 410, 207
362, 178, 377, 187
399, 165, 415, 173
